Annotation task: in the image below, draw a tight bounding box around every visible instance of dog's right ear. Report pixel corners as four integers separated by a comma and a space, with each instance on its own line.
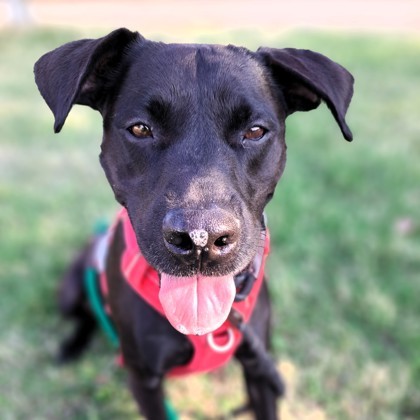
34, 28, 142, 133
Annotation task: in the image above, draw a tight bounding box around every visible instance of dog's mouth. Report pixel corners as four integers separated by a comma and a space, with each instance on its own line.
159, 272, 236, 335
156, 215, 267, 336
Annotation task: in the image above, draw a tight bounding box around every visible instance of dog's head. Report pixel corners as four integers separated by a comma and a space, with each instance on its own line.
35, 28, 353, 335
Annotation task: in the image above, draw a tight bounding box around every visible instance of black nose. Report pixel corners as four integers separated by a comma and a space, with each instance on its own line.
162, 208, 239, 263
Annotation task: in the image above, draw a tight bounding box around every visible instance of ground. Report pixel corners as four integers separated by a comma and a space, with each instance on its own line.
1, 4, 420, 420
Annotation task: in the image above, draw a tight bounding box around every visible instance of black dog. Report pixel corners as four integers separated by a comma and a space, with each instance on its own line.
34, 28, 354, 419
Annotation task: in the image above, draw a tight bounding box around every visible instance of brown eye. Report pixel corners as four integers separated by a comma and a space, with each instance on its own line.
244, 126, 266, 141
129, 124, 153, 139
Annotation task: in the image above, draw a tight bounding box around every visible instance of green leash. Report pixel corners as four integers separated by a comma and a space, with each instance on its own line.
164, 400, 179, 420
84, 267, 120, 348
83, 219, 123, 348
84, 229, 179, 420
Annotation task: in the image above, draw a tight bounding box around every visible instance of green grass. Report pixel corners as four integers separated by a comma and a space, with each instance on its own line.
1, 28, 419, 419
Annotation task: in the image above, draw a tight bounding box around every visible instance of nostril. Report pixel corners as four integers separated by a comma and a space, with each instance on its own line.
214, 235, 230, 248
162, 208, 239, 259
165, 231, 193, 252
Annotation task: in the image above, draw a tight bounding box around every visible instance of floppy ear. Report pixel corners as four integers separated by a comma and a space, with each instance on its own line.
34, 28, 142, 133
257, 47, 354, 141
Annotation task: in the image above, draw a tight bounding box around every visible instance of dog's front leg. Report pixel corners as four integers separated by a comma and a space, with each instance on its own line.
236, 341, 279, 420
127, 366, 167, 420
234, 281, 281, 420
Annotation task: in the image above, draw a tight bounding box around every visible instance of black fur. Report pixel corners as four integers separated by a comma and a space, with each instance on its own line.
34, 28, 354, 419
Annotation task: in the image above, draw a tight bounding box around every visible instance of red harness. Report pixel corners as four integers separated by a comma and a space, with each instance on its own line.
100, 208, 270, 376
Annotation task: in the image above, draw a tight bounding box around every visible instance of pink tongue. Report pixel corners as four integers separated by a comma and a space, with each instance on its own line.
159, 273, 236, 335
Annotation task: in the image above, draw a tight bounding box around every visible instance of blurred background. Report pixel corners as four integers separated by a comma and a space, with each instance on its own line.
1, 1, 419, 418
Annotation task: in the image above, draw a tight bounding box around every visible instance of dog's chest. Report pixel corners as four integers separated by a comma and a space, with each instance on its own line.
91, 208, 270, 375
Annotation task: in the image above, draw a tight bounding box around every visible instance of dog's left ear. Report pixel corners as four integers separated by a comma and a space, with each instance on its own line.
34, 28, 142, 133
257, 47, 354, 141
